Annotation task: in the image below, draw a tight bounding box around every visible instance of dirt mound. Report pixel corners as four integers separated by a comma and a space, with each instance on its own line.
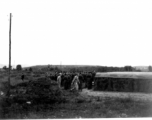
7, 78, 66, 105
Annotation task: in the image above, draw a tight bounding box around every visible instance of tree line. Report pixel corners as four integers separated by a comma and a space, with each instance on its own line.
2, 64, 152, 72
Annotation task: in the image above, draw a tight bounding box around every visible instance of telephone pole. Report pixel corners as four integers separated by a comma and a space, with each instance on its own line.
60, 61, 62, 72
7, 13, 12, 96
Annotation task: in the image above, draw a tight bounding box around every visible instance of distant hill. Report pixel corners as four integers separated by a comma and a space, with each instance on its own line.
23, 64, 100, 72
1, 63, 150, 72
25, 65, 149, 69
24, 65, 152, 72
23, 65, 98, 69
24, 64, 98, 68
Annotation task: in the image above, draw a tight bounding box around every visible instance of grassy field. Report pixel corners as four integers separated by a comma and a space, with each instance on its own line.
0, 71, 152, 118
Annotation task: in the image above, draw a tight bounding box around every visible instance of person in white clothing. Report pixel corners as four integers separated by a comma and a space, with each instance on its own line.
71, 73, 80, 91
57, 73, 62, 89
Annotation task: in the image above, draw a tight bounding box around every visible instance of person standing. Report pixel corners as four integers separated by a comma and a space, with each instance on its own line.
91, 71, 96, 89
21, 73, 25, 81
57, 73, 62, 89
78, 73, 84, 91
71, 73, 80, 91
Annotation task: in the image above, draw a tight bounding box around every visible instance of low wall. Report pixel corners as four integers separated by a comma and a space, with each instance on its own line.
94, 77, 152, 93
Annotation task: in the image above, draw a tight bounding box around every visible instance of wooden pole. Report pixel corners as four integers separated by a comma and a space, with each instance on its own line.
8, 13, 12, 96
60, 61, 62, 73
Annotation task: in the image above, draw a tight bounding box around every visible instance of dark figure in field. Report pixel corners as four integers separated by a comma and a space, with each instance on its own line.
82, 73, 87, 88
63, 74, 71, 90
64, 74, 74, 90
61, 73, 66, 87
87, 73, 93, 89
50, 73, 58, 81
78, 73, 84, 91
91, 71, 96, 89
21, 73, 25, 81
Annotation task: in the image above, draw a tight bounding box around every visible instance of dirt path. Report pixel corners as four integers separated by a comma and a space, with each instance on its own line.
81, 89, 152, 101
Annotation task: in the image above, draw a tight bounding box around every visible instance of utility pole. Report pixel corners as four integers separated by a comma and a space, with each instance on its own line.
7, 13, 12, 96
60, 61, 62, 73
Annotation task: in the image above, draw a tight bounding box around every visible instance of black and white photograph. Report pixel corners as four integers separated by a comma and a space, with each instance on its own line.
0, 0, 152, 119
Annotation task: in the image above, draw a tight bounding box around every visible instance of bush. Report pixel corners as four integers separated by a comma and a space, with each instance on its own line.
6, 78, 66, 105
16, 65, 22, 71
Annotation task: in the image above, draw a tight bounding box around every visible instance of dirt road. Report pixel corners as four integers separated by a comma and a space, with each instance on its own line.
81, 89, 152, 101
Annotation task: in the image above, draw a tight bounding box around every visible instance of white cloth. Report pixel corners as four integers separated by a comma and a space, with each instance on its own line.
71, 75, 80, 91
57, 75, 61, 88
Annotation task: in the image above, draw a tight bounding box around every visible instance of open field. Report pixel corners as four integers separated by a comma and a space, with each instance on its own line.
0, 71, 152, 118
82, 89, 152, 102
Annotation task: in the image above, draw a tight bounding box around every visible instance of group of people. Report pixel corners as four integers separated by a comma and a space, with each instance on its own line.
57, 73, 81, 91
20, 70, 96, 91
56, 71, 96, 91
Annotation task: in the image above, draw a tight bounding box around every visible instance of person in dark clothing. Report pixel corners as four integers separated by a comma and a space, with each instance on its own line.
63, 74, 71, 90
21, 73, 25, 81
79, 73, 84, 91
91, 71, 96, 89
87, 73, 93, 89
61, 73, 65, 87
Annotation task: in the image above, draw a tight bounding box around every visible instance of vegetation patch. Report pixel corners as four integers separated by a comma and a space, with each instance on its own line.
1, 71, 152, 118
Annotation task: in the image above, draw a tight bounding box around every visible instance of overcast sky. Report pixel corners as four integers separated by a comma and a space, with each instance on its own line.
0, 0, 152, 67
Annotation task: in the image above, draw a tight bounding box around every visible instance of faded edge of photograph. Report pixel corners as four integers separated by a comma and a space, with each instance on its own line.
0, 0, 152, 119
